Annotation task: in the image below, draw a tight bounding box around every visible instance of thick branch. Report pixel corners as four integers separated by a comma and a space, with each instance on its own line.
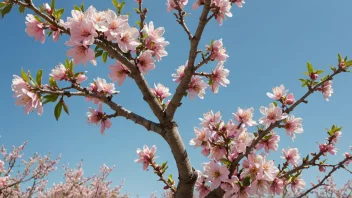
165, 0, 212, 119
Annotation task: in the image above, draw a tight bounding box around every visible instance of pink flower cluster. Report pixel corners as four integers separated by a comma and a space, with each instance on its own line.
88, 78, 116, 97
267, 84, 296, 105
12, 75, 43, 115
142, 21, 169, 61
166, 0, 188, 12
109, 61, 129, 86
151, 83, 172, 103
50, 63, 87, 83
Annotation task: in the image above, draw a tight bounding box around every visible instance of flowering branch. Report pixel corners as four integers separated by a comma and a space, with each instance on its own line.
298, 156, 352, 198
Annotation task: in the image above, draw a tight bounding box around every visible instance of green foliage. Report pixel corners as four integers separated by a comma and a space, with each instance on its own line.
36, 69, 43, 86
1, 3, 13, 19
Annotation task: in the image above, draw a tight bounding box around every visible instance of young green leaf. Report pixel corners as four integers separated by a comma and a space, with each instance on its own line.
50, 0, 55, 10
54, 101, 63, 121
80, 2, 84, 12
18, 5, 25, 14
21, 69, 29, 82
1, 3, 13, 19
62, 101, 69, 115
307, 62, 314, 74
102, 52, 108, 63
36, 69, 43, 86
54, 8, 64, 19
74, 5, 81, 11
43, 94, 59, 104
338, 53, 342, 63
0, 2, 6, 8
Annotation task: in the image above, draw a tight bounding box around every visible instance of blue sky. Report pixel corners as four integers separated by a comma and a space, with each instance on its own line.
0, 0, 352, 197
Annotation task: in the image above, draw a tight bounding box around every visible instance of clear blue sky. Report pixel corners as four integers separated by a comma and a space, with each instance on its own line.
0, 0, 352, 197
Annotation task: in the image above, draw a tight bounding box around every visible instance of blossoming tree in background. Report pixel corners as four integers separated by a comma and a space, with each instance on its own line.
0, 0, 351, 197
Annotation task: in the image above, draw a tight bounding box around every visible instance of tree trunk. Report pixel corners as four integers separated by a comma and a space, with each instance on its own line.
162, 123, 197, 198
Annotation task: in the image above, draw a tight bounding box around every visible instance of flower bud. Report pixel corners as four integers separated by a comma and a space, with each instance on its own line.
339, 60, 346, 69
285, 93, 295, 105
319, 165, 326, 172
310, 73, 318, 80
44, 3, 52, 14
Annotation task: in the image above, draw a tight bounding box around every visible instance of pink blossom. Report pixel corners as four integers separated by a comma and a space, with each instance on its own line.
259, 103, 288, 126
192, 0, 204, 10
87, 103, 112, 134
50, 64, 67, 81
200, 110, 221, 129
281, 148, 300, 167
195, 171, 211, 198
137, 50, 155, 74
25, 14, 45, 44
233, 107, 257, 127
166, 0, 188, 12
109, 61, 129, 86
210, 61, 230, 93
285, 93, 295, 105
235, 0, 245, 8
344, 153, 352, 165
103, 10, 129, 41
190, 127, 211, 148
203, 161, 229, 190
267, 84, 288, 100
0, 177, 8, 188
94, 78, 115, 96
207, 39, 229, 61
331, 131, 342, 144
210, 146, 227, 161
69, 19, 98, 46
241, 154, 264, 179
269, 178, 284, 195
257, 132, 280, 153
135, 145, 157, 170
321, 80, 333, 101
284, 115, 303, 141
221, 176, 240, 198
231, 129, 254, 154
260, 159, 279, 182
291, 177, 306, 193
0, 160, 4, 173
116, 24, 140, 52
12, 75, 43, 116
44, 3, 52, 14
151, 83, 171, 100
212, 0, 233, 25
66, 41, 96, 66
85, 6, 108, 32
172, 61, 187, 83
75, 73, 87, 84
188, 76, 207, 99
319, 143, 338, 156
201, 147, 211, 156
249, 180, 269, 196
51, 26, 61, 42
142, 21, 166, 43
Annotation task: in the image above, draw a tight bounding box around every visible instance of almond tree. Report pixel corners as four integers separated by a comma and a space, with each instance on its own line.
1, 0, 352, 197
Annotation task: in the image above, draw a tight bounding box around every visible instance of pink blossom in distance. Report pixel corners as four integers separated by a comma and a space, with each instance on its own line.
25, 14, 45, 44
195, 170, 211, 198
210, 61, 230, 93
269, 178, 284, 195
235, 0, 245, 8
290, 176, 306, 193
212, 0, 233, 25
166, 0, 188, 12
321, 80, 333, 101
319, 143, 338, 156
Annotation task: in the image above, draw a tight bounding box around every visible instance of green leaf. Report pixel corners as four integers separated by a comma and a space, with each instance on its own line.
39, 5, 45, 12
95, 50, 103, 58
21, 69, 29, 82
209, 39, 214, 48
112, 0, 119, 7
54, 8, 64, 19
160, 162, 168, 170
168, 174, 173, 180
54, 101, 63, 121
49, 77, 58, 88
43, 94, 59, 104
1, 3, 13, 19
80, 2, 84, 12
272, 101, 278, 107
133, 8, 141, 14
345, 60, 352, 67
119, 1, 125, 10
242, 177, 251, 187
47, 31, 52, 36
34, 15, 42, 23
316, 70, 324, 74
307, 62, 314, 74
102, 52, 108, 63
0, 2, 6, 8
18, 5, 25, 14
62, 101, 69, 115
74, 5, 81, 11
36, 69, 43, 86
50, 0, 55, 10
64, 58, 70, 68
94, 45, 100, 52
338, 53, 342, 63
